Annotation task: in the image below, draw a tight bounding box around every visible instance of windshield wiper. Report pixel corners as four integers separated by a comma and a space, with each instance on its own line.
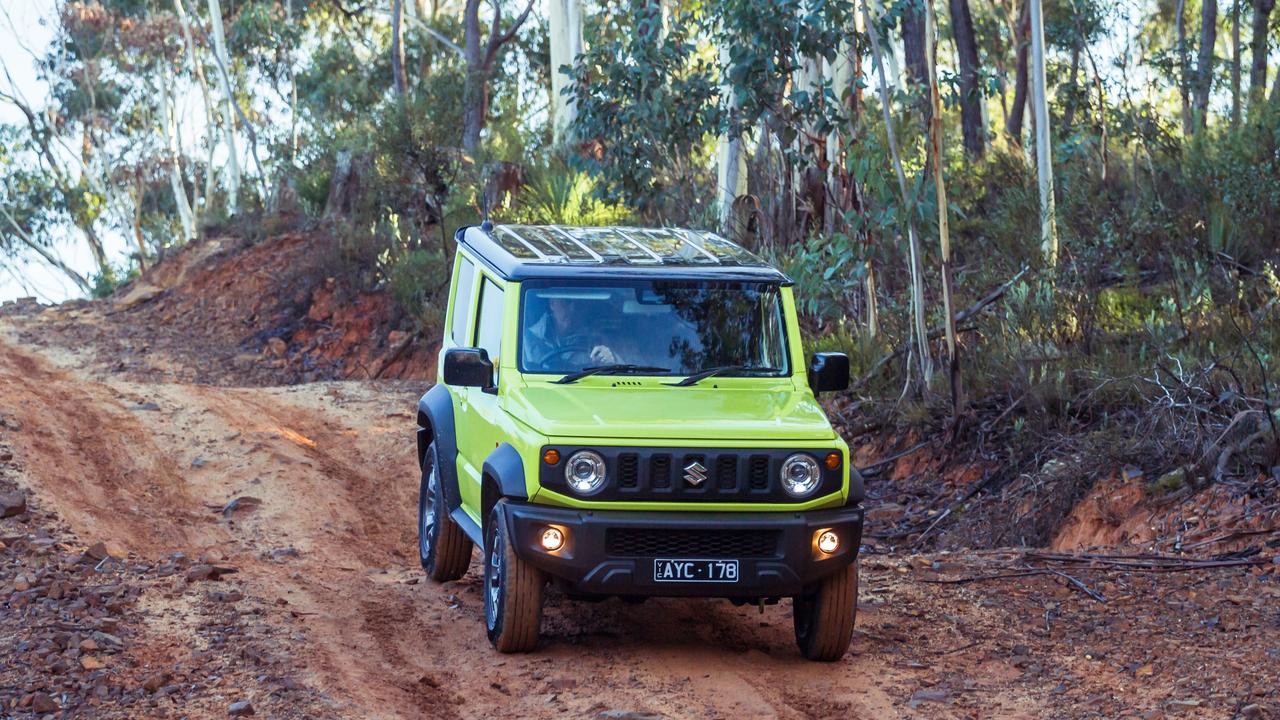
665, 365, 783, 387
551, 364, 670, 385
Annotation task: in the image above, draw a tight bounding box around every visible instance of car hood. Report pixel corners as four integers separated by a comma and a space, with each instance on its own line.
504, 382, 837, 441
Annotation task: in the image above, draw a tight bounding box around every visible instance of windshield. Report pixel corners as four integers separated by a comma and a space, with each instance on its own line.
519, 280, 790, 376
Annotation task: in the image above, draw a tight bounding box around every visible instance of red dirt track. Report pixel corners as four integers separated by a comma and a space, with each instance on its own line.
2, 307, 1278, 719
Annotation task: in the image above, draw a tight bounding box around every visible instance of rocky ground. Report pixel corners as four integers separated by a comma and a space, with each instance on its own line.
1, 292, 1279, 719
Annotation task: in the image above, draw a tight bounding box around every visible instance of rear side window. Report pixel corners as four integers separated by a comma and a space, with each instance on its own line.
475, 277, 505, 364
450, 255, 477, 345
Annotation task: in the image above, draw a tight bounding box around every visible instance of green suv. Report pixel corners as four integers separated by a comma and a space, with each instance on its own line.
416, 223, 863, 660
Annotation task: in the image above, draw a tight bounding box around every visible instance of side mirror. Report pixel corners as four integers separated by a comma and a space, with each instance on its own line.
444, 348, 496, 393
807, 352, 850, 395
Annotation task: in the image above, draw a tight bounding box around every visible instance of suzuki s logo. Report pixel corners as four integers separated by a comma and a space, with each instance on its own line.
683, 461, 708, 487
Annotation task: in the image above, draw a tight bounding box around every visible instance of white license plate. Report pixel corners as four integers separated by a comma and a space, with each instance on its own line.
653, 558, 740, 583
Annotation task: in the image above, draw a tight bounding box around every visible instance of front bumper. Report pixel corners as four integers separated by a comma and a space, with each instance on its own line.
499, 502, 863, 599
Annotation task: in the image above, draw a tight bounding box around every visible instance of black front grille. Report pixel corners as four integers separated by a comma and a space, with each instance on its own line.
606, 528, 781, 558
539, 446, 842, 503
649, 454, 671, 489
619, 453, 639, 489
716, 455, 738, 490
748, 454, 770, 490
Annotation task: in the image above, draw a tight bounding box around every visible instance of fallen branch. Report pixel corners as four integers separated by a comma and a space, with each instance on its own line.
1023, 550, 1268, 572
859, 439, 933, 476
1179, 527, 1280, 551
1046, 569, 1107, 603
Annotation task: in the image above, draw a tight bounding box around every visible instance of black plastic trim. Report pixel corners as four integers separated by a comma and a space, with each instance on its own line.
500, 502, 863, 598
418, 385, 462, 513
483, 443, 529, 501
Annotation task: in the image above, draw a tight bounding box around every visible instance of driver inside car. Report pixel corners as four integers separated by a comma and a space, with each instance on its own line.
525, 296, 622, 368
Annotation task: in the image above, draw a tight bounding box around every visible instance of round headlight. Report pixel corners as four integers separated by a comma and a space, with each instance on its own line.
780, 453, 821, 497
564, 450, 607, 495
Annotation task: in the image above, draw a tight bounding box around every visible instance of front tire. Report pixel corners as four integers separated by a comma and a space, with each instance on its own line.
793, 562, 858, 661
418, 442, 472, 582
484, 500, 545, 652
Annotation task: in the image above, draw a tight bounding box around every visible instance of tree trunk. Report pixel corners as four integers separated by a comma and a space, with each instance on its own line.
926, 0, 961, 410
392, 0, 407, 97
1007, 0, 1030, 145
206, 0, 241, 214
1029, 0, 1058, 267
717, 29, 746, 231
865, 0, 933, 388
1176, 0, 1193, 134
1231, 0, 1242, 127
549, 0, 584, 144
461, 0, 536, 153
174, 0, 217, 217
901, 0, 930, 118
1193, 0, 1219, 131
159, 73, 196, 246
1249, 0, 1275, 113
949, 0, 985, 155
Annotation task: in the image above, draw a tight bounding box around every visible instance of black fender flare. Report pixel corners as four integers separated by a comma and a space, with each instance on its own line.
417, 385, 462, 513
847, 464, 866, 505
481, 443, 527, 531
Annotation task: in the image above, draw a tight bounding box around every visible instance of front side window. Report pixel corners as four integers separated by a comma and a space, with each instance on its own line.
519, 280, 788, 376
450, 255, 477, 345
475, 277, 505, 364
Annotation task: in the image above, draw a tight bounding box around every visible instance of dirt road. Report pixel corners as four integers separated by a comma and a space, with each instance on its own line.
2, 313, 1277, 719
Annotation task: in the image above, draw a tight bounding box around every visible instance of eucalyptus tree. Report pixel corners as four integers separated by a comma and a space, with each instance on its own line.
1192, 0, 1219, 130
567, 0, 719, 220
949, 0, 986, 155
461, 0, 536, 152
549, 0, 584, 144
1249, 0, 1275, 113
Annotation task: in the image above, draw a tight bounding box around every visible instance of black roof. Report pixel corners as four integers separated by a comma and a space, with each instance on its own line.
455, 224, 792, 284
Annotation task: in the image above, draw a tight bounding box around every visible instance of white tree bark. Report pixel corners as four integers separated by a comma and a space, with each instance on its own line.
1028, 0, 1058, 266
205, 0, 241, 215
863, 0, 933, 386
173, 0, 216, 217
548, 0, 583, 144
158, 74, 196, 244
924, 0, 960, 407
716, 40, 748, 231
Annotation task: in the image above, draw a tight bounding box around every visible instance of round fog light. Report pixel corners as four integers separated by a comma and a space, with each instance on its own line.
817, 531, 839, 554
540, 527, 564, 552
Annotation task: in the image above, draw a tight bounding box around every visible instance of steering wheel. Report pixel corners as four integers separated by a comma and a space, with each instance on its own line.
537, 335, 595, 366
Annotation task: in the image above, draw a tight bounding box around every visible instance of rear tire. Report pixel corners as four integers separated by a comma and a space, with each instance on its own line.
484, 500, 545, 652
793, 562, 858, 661
418, 442, 472, 582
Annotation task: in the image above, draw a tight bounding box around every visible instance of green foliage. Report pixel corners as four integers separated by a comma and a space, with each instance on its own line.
387, 246, 451, 335
507, 161, 633, 226
567, 0, 719, 222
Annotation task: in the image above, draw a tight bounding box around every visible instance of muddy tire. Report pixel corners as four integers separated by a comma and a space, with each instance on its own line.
484, 500, 545, 652
418, 442, 472, 582
793, 562, 858, 661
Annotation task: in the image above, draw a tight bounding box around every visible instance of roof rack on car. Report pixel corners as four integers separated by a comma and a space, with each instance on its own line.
457, 223, 791, 284
484, 224, 767, 268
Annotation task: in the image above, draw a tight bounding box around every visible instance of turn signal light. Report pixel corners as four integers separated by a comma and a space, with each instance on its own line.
817, 530, 839, 555
540, 527, 565, 552
824, 452, 841, 470
542, 449, 561, 465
